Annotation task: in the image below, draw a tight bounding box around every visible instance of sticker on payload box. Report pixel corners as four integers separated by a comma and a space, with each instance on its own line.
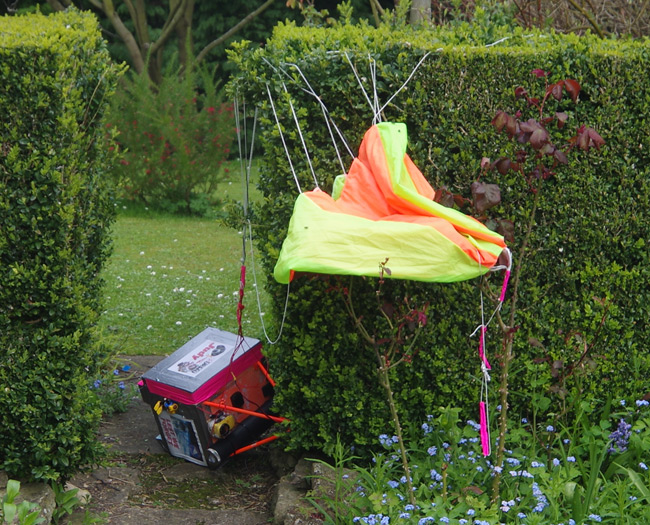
167, 339, 234, 378
158, 411, 206, 465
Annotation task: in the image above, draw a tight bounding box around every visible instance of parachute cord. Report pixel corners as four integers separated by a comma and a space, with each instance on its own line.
344, 52, 376, 121
344, 51, 432, 124
246, 219, 289, 345
235, 95, 247, 216
369, 55, 381, 123
234, 96, 288, 345
319, 104, 348, 177
473, 251, 491, 456
234, 95, 255, 354
376, 52, 431, 116
263, 57, 355, 165
484, 247, 512, 327
472, 244, 514, 456
283, 61, 355, 171
265, 83, 302, 194
281, 81, 320, 190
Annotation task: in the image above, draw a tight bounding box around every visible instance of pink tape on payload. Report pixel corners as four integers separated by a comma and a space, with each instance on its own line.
499, 269, 511, 303
479, 401, 490, 456
144, 344, 264, 405
478, 326, 491, 370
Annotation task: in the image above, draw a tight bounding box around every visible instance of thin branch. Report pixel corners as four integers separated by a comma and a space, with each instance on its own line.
122, 0, 145, 48
105, 7, 145, 74
491, 189, 540, 504
149, 0, 188, 56
565, 0, 606, 37
368, 0, 383, 26
60, 0, 143, 74
341, 278, 376, 346
196, 0, 276, 64
46, 0, 69, 10
632, 0, 650, 31
103, 0, 114, 16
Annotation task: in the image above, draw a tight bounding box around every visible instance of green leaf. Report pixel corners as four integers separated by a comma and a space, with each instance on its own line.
3, 502, 18, 523
5, 479, 20, 502
618, 464, 650, 503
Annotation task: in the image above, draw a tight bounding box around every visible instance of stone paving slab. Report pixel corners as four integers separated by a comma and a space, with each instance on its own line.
96, 506, 269, 525
62, 355, 278, 524
6, 355, 313, 525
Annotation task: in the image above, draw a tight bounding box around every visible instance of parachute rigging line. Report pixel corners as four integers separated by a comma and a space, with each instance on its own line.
344, 52, 379, 123
265, 83, 303, 193
262, 57, 354, 180
370, 55, 380, 120
246, 218, 290, 346
233, 95, 251, 346
470, 247, 512, 456
484, 247, 513, 328
282, 60, 355, 174
376, 52, 430, 117
470, 251, 491, 456
343, 52, 430, 124
234, 95, 290, 345
281, 81, 320, 190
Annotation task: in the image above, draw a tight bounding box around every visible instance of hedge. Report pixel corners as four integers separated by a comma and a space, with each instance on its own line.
229, 21, 650, 456
0, 9, 125, 481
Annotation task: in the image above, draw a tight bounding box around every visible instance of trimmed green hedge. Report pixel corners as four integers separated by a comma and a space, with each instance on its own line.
230, 22, 650, 456
0, 9, 125, 481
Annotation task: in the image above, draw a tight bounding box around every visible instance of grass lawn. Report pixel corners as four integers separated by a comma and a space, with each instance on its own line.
99, 175, 272, 356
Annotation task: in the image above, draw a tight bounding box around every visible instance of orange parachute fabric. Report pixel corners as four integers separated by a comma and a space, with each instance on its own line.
273, 122, 507, 284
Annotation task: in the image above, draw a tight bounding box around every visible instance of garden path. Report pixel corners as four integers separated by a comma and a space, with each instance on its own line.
62, 356, 280, 524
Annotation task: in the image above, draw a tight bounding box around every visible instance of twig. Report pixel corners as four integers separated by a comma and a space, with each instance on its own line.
566, 0, 606, 37
107, 469, 137, 485
491, 189, 540, 504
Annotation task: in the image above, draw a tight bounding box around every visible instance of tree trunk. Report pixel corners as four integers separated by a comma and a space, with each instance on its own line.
48, 0, 278, 84
106, 7, 146, 75
175, 0, 195, 72
46, 0, 146, 75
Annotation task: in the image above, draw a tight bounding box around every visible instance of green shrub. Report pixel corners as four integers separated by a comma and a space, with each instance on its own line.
230, 22, 650, 456
0, 9, 125, 481
107, 58, 236, 215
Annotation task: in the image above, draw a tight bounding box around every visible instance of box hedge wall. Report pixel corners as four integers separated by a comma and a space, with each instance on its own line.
0, 9, 124, 481
230, 22, 650, 456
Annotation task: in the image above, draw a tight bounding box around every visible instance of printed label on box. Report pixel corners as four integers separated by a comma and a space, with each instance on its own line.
167, 339, 234, 377
158, 411, 206, 465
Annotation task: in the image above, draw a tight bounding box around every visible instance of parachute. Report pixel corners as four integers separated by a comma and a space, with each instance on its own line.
274, 122, 507, 284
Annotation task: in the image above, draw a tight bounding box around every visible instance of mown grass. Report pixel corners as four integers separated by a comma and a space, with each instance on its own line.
98, 171, 272, 356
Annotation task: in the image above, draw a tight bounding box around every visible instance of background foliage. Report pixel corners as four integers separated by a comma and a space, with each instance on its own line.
230, 20, 650, 456
0, 9, 124, 481
107, 60, 236, 215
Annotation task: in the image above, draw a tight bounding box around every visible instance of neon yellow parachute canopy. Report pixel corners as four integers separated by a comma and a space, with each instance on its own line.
273, 122, 507, 284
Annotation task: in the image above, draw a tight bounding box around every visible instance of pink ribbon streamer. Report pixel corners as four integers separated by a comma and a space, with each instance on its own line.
499, 269, 511, 303
480, 401, 490, 456
478, 325, 491, 370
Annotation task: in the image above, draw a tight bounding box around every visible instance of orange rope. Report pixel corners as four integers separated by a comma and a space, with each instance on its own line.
257, 361, 276, 387
232, 434, 281, 456
202, 401, 288, 423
